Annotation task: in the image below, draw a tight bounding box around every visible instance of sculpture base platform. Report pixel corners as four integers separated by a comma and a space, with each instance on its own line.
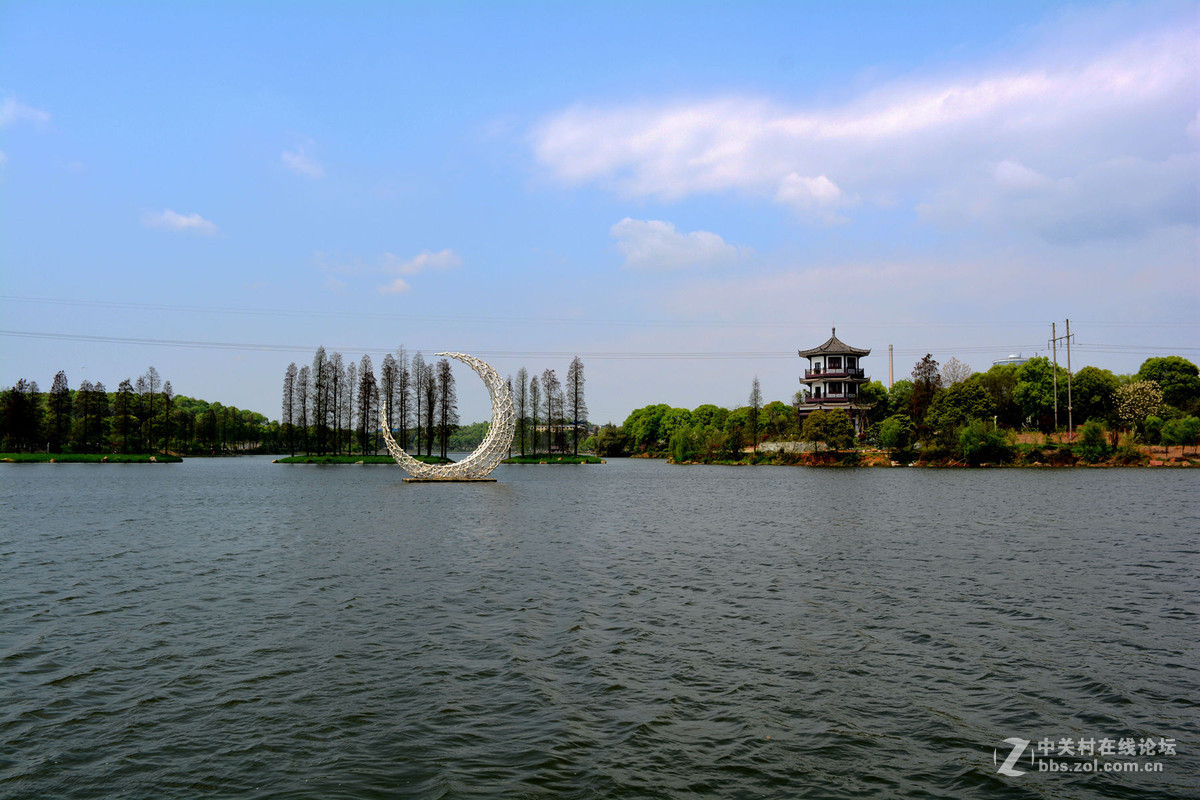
403, 477, 497, 483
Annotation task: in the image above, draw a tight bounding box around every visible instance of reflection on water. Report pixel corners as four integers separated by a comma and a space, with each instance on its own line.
2, 458, 1197, 799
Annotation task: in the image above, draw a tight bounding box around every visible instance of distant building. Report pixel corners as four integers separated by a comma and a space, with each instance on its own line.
992, 353, 1029, 367
797, 328, 872, 431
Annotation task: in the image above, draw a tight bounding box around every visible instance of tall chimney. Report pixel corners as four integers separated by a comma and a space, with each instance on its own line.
888, 344, 894, 388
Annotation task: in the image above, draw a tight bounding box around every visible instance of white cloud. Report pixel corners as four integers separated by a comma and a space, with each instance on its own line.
379, 248, 462, 275
281, 142, 325, 178
141, 209, 219, 235
610, 218, 750, 270
0, 97, 50, 128
532, 11, 1197, 240
378, 277, 412, 294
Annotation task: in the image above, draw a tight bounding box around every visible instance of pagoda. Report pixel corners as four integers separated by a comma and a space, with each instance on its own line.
797, 327, 872, 431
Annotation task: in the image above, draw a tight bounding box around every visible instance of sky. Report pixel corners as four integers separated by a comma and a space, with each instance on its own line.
1, 0, 1197, 425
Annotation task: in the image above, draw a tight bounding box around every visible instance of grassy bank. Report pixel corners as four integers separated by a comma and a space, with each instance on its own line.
0, 453, 183, 463
503, 454, 604, 464
274, 454, 452, 464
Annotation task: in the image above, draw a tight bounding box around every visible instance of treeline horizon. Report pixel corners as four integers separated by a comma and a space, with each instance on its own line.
0, 366, 276, 454
588, 354, 1200, 464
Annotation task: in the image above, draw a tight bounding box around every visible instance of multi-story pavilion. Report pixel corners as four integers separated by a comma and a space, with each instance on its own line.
798, 328, 872, 431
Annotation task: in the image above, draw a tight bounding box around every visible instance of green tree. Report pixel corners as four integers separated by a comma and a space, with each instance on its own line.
691, 404, 728, 429
591, 424, 628, 456
858, 380, 889, 428
910, 355, 942, 426
47, 371, 72, 452
1136, 356, 1200, 414
1075, 420, 1109, 463
1072, 366, 1119, 426
958, 420, 1013, 466
0, 379, 41, 452
878, 414, 916, 453
1014, 357, 1068, 430
1161, 416, 1200, 454
800, 409, 855, 451
624, 404, 669, 453
926, 380, 994, 434
566, 356, 587, 455
976, 364, 1021, 427
887, 379, 914, 418
748, 376, 762, 453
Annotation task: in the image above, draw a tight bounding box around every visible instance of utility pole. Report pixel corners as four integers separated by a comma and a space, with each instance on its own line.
1051, 322, 1058, 429
1065, 319, 1074, 440
1048, 321, 1076, 437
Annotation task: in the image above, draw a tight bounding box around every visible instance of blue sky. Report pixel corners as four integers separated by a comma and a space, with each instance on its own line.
1, 0, 1197, 424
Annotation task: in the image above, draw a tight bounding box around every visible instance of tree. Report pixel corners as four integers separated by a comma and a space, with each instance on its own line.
566, 356, 587, 455
878, 414, 916, 453
144, 367, 162, 452
1014, 356, 1067, 431
958, 420, 1013, 466
925, 380, 994, 435
748, 376, 762, 453
357, 355, 378, 455
858, 380, 889, 428
380, 353, 398, 448
411, 352, 426, 454
542, 369, 560, 453
395, 346, 411, 452
910, 355, 942, 426
1071, 366, 1119, 426
113, 379, 135, 453
1076, 420, 1109, 463
343, 357, 356, 456
887, 379, 914, 418
0, 379, 41, 452
800, 409, 855, 451
1161, 416, 1200, 455
47, 371, 72, 452
423, 359, 437, 457
161, 381, 174, 453
977, 364, 1021, 428
311, 346, 329, 455
1115, 380, 1163, 435
297, 365, 310, 454
940, 357, 972, 386
528, 374, 541, 455
282, 363, 297, 456
515, 366, 529, 456
436, 358, 458, 459
1136, 356, 1200, 414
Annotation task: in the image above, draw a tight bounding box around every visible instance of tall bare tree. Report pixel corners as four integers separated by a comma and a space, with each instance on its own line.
515, 366, 529, 456
423, 361, 437, 457
48, 370, 72, 452
356, 354, 377, 455
282, 363, 297, 456
380, 354, 397, 448
436, 358, 458, 459
395, 346, 410, 450
411, 352, 426, 455
542, 369, 561, 454
529, 373, 542, 456
566, 357, 587, 455
297, 365, 310, 454
311, 346, 329, 455
749, 376, 762, 454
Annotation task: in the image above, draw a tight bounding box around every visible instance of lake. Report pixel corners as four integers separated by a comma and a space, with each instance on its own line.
2, 458, 1197, 799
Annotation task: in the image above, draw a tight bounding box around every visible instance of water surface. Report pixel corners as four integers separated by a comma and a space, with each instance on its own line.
2, 458, 1197, 798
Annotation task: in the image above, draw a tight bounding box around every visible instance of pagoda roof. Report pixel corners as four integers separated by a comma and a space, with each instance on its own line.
798, 328, 871, 358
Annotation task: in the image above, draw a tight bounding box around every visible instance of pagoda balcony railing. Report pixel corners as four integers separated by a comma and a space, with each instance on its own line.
804, 394, 859, 404
804, 367, 865, 380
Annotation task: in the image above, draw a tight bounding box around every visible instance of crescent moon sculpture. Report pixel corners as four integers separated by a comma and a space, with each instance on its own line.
380, 352, 515, 480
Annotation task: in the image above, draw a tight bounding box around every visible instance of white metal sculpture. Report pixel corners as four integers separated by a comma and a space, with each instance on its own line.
380, 351, 515, 480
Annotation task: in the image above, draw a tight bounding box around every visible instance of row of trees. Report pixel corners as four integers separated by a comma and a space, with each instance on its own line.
511, 357, 588, 456
0, 368, 275, 454
281, 350, 590, 459
281, 347, 459, 458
